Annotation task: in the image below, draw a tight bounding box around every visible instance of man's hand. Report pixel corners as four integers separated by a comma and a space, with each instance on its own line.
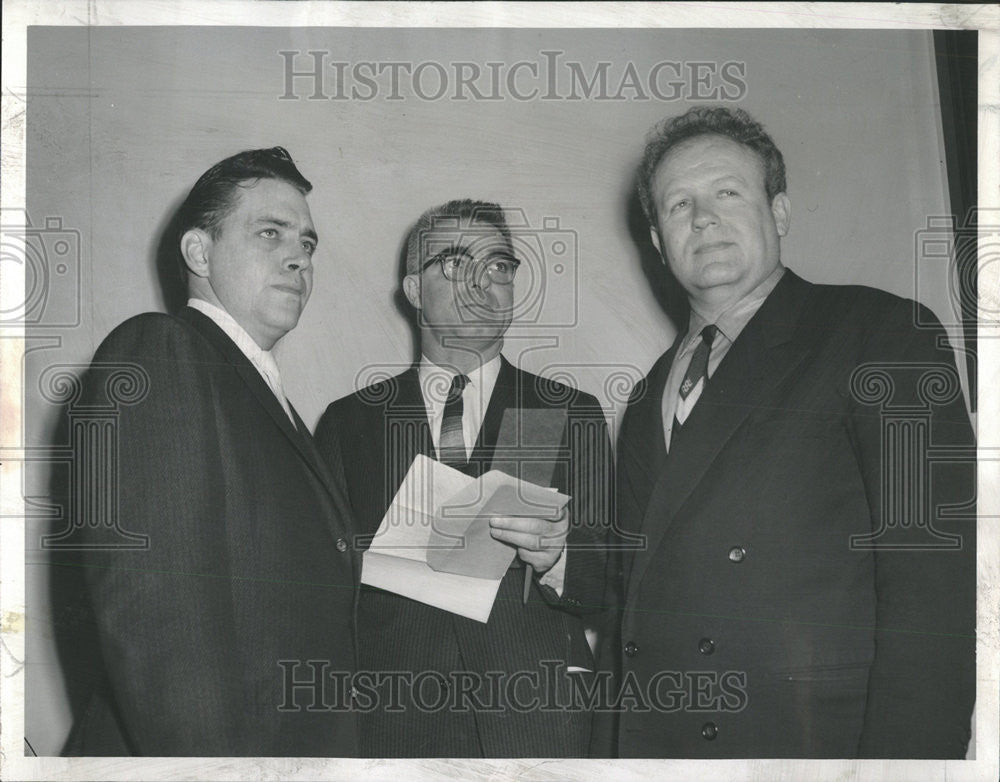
489, 509, 569, 573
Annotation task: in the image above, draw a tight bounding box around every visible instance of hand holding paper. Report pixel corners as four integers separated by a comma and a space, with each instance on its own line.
489, 508, 569, 574
361, 454, 570, 622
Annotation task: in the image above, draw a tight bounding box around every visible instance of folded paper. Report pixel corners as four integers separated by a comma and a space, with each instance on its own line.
361, 453, 569, 622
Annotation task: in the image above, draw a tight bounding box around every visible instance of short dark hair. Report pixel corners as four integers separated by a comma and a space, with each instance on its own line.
404, 199, 513, 276
176, 146, 312, 279
637, 106, 786, 223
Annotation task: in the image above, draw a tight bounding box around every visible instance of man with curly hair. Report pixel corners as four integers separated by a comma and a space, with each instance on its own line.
613, 107, 976, 758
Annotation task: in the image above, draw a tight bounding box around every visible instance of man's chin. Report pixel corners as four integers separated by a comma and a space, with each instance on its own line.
265, 311, 303, 341
456, 308, 511, 327
438, 325, 508, 350
458, 325, 507, 339
694, 258, 741, 281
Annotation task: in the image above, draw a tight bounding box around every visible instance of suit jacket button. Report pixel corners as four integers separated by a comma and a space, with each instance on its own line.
728, 546, 746, 563
698, 637, 715, 655
702, 721, 718, 740
336, 538, 348, 553
624, 641, 639, 658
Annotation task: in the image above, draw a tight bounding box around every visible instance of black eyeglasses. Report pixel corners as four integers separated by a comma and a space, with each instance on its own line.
420, 248, 520, 286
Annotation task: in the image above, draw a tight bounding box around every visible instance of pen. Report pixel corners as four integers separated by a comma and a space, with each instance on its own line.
522, 505, 567, 605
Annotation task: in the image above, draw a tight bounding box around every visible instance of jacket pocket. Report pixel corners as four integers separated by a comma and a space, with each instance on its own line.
770, 661, 870, 682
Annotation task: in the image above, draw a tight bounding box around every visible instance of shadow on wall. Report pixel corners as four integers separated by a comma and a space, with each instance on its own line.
153, 195, 190, 315
624, 172, 689, 333
393, 228, 419, 362
45, 402, 101, 755
43, 193, 190, 756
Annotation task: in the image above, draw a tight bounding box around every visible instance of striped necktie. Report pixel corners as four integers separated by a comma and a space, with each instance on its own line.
675, 324, 717, 426
438, 374, 469, 467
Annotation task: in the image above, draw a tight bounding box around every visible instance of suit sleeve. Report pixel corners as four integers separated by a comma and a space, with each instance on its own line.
536, 391, 615, 615
849, 300, 976, 758
76, 316, 248, 754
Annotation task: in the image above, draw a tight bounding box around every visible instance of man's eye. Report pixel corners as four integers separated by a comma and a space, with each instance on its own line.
302, 241, 316, 256
444, 256, 465, 271
669, 199, 689, 214
719, 189, 738, 197
260, 228, 278, 239
490, 259, 511, 274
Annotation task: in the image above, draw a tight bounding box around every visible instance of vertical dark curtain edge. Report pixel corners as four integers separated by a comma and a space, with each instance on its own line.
933, 30, 978, 411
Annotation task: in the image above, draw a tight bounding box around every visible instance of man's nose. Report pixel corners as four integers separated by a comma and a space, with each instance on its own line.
691, 200, 718, 230
465, 263, 492, 293
284, 242, 312, 272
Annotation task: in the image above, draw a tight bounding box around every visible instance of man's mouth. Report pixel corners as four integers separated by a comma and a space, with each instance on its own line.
695, 241, 734, 255
273, 283, 305, 296
459, 302, 511, 318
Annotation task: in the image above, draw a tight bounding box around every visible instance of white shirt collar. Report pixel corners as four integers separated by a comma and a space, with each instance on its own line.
417, 353, 502, 403
188, 298, 271, 365
187, 298, 295, 424
684, 264, 786, 353
417, 354, 502, 453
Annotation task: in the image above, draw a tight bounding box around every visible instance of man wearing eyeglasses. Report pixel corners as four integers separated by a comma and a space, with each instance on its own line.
314, 199, 613, 757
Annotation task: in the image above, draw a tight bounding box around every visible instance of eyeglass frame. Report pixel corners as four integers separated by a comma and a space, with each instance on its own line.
419, 246, 521, 286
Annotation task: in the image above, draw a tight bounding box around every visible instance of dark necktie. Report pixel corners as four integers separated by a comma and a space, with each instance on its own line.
438, 374, 470, 467
676, 324, 718, 426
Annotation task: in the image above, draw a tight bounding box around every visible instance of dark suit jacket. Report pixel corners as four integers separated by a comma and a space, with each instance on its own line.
61, 307, 359, 756
314, 357, 613, 757
613, 270, 976, 758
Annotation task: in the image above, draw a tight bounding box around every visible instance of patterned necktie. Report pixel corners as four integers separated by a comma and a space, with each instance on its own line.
676, 324, 718, 426
438, 374, 470, 467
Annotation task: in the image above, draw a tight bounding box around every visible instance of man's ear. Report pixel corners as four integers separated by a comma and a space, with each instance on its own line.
402, 274, 422, 309
771, 193, 791, 237
180, 228, 212, 278
649, 225, 664, 259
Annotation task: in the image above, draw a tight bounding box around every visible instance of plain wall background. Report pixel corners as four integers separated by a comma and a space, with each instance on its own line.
23, 26, 961, 754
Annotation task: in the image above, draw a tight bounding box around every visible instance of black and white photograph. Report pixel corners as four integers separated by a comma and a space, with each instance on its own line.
1, 2, 997, 780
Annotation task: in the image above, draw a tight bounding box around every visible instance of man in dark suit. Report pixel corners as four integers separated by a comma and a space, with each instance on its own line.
614, 107, 976, 757
62, 147, 358, 755
314, 199, 613, 757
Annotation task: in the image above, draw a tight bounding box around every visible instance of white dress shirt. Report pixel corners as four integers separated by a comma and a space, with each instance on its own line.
187, 298, 297, 427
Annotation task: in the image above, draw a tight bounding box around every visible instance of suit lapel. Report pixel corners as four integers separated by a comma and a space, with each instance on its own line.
177, 307, 350, 513
395, 357, 518, 479
467, 356, 518, 477
617, 341, 678, 588
289, 403, 346, 495
387, 366, 436, 474
628, 272, 814, 600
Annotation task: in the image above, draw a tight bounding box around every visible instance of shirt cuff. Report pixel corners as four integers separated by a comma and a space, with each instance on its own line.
538, 543, 567, 597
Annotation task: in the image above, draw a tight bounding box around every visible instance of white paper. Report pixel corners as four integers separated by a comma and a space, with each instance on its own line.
361, 454, 569, 623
